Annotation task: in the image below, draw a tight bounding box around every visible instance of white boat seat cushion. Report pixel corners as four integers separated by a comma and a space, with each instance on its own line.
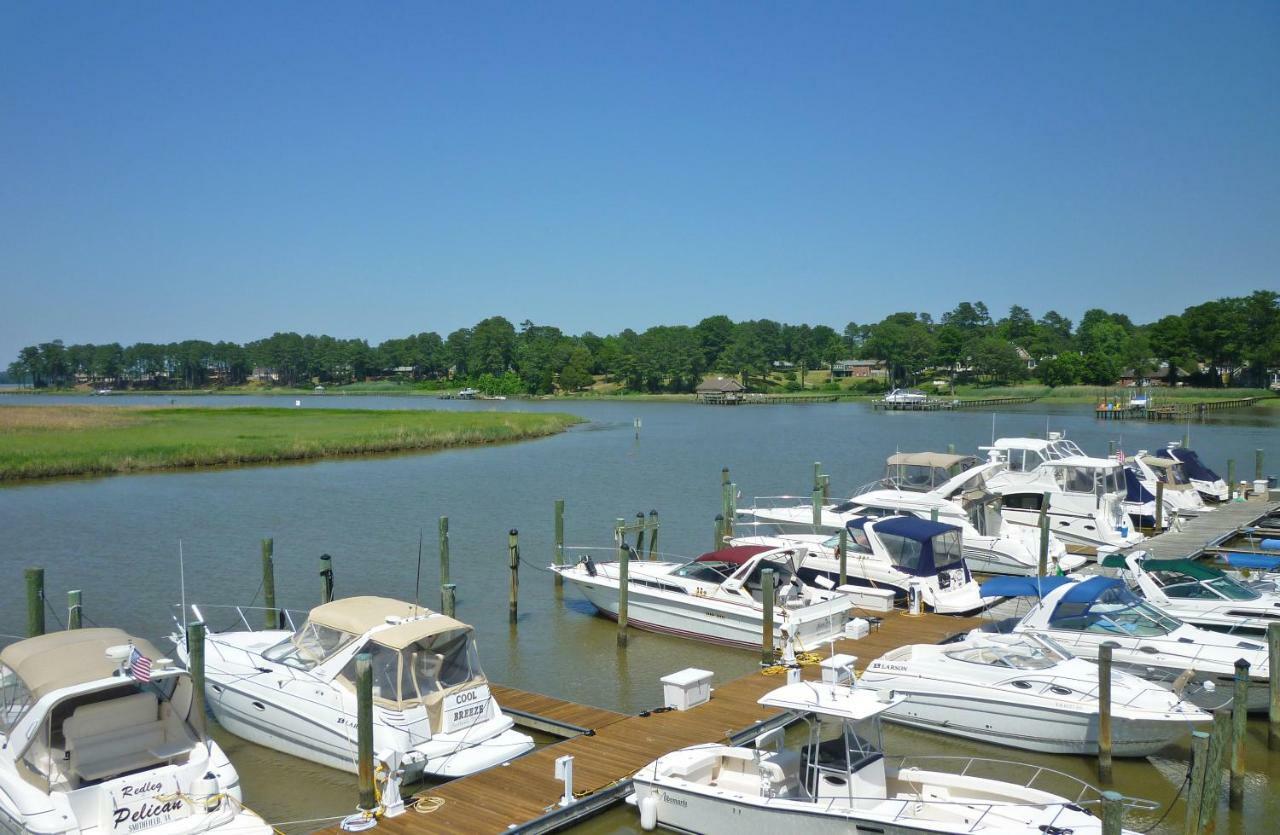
63, 692, 171, 782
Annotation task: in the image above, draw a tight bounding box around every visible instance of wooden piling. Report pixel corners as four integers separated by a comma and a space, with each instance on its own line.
1038, 514, 1050, 577
1269, 622, 1280, 748
508, 529, 519, 624
721, 467, 731, 526
1097, 643, 1114, 783
616, 519, 629, 648
813, 461, 821, 493
355, 652, 376, 813
1256, 448, 1264, 482
319, 553, 334, 604
1230, 658, 1248, 806
727, 483, 737, 537
838, 528, 848, 588
261, 538, 277, 629
929, 507, 939, 523
648, 510, 659, 559
186, 621, 207, 737
811, 488, 822, 529
761, 568, 775, 666
554, 500, 565, 584
820, 473, 830, 504
714, 514, 725, 550
25, 567, 44, 637
1100, 790, 1123, 835
442, 583, 457, 618
634, 512, 647, 556
1200, 708, 1230, 834
67, 590, 82, 630
1184, 730, 1209, 835
1227, 459, 1235, 500
1155, 480, 1165, 530
439, 516, 451, 589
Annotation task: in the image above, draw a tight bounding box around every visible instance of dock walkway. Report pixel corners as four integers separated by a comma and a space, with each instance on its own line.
1122, 497, 1280, 559
313, 612, 979, 835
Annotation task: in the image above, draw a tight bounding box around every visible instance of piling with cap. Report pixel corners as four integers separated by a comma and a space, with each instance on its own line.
648, 510, 659, 559
635, 511, 647, 555
355, 652, 376, 813
320, 553, 334, 604
1038, 515, 1050, 577
761, 568, 775, 666
1097, 642, 1114, 782
1184, 730, 1209, 835
714, 514, 725, 550
1227, 459, 1235, 500
838, 527, 848, 588
616, 519, 629, 648
25, 568, 44, 637
261, 538, 277, 629
439, 517, 451, 589
820, 474, 830, 504
1100, 790, 1123, 835
508, 529, 520, 623
1269, 622, 1280, 748
554, 500, 565, 583
811, 488, 822, 529
67, 589, 82, 630
1155, 481, 1165, 530
1199, 708, 1230, 834
186, 621, 207, 737
1230, 658, 1248, 805
442, 583, 457, 618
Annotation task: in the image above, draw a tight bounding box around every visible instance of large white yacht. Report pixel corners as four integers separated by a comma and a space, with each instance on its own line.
630, 680, 1138, 834
860, 622, 1207, 756
551, 544, 854, 650
173, 597, 534, 780
983, 436, 1146, 551
0, 628, 271, 834
730, 517, 986, 614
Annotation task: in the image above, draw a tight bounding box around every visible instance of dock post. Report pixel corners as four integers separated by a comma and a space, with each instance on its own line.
261, 538, 277, 629
1269, 622, 1280, 748
721, 467, 731, 525
635, 511, 647, 555
838, 528, 848, 587
320, 553, 334, 604
811, 488, 822, 529
648, 510, 659, 559
442, 583, 456, 618
1257, 448, 1264, 482
67, 590, 82, 630
1184, 730, 1209, 835
25, 567, 44, 637
1230, 659, 1248, 806
616, 519, 629, 648
1227, 459, 1235, 500
1037, 514, 1050, 577
727, 483, 737, 537
929, 507, 939, 523
554, 500, 565, 584
714, 514, 725, 549
1155, 481, 1165, 530
1200, 709, 1230, 833
761, 568, 775, 666
1107, 439, 1115, 458
186, 621, 207, 737
1097, 642, 1114, 783
355, 652, 376, 814
439, 516, 451, 590
508, 529, 519, 624
1100, 790, 1123, 835
821, 473, 830, 504
813, 461, 821, 493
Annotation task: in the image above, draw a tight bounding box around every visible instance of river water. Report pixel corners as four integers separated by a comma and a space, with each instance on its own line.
1, 394, 1277, 833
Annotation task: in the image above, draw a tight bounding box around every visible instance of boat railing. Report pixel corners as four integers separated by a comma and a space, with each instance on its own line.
1024, 627, 1267, 676
171, 602, 303, 634
748, 494, 826, 512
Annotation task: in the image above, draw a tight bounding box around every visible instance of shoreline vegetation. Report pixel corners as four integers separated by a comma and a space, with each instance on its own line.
0, 406, 583, 482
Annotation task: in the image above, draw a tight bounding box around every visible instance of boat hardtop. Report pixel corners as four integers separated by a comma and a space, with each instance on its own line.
758, 679, 900, 719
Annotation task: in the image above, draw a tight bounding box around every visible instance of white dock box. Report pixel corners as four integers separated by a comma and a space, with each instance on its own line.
661, 668, 714, 711
837, 584, 897, 613
820, 654, 858, 685
844, 617, 871, 640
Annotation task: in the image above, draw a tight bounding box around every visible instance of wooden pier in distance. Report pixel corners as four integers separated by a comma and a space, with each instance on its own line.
312, 611, 980, 835
872, 394, 1040, 411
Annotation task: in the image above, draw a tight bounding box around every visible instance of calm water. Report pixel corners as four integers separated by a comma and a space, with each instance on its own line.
2, 394, 1277, 833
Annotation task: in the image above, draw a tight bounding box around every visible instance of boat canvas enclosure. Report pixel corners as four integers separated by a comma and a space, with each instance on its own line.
847, 516, 967, 578
1156, 448, 1220, 484
884, 452, 977, 492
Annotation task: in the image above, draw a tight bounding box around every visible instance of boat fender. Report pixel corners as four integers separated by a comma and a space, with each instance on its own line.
638, 795, 658, 830
191, 772, 221, 813
580, 555, 597, 577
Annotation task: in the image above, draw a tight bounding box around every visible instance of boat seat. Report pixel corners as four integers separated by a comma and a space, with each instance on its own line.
63, 692, 176, 782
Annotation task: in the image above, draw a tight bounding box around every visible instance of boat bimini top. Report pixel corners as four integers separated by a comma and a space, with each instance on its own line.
882, 452, 980, 493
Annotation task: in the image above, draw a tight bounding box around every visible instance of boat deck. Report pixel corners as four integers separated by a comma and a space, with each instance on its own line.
311, 610, 980, 835
1123, 497, 1279, 559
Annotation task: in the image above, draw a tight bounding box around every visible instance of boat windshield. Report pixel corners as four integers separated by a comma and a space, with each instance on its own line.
263, 620, 359, 670
1157, 574, 1260, 602
0, 662, 33, 734
1049, 586, 1183, 637
822, 528, 872, 553
1054, 465, 1121, 496
945, 642, 1060, 670
877, 528, 964, 575
673, 560, 736, 584
340, 627, 484, 707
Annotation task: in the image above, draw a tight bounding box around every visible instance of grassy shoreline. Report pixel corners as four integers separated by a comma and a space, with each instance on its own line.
0, 406, 583, 482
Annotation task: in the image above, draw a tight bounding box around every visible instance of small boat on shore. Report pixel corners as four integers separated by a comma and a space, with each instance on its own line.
630, 679, 1140, 833
173, 597, 534, 779
551, 544, 855, 650
860, 628, 1207, 755
0, 628, 271, 834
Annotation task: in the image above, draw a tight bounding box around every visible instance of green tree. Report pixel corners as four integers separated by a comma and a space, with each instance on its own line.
1081, 352, 1121, 386
970, 337, 1028, 384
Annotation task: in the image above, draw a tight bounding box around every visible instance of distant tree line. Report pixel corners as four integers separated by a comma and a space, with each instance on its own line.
7, 290, 1278, 393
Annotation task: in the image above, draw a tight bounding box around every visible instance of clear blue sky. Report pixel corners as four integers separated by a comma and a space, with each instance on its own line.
2, 2, 1277, 360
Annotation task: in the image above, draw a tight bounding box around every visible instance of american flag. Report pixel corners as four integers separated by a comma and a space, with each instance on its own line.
129, 646, 152, 683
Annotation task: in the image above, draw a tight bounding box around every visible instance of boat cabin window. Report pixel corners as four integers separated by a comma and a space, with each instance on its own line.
1002, 493, 1043, 511
263, 620, 358, 670
930, 530, 965, 574
1049, 587, 1182, 637
674, 560, 737, 584
878, 528, 965, 575
1054, 465, 1122, 497
340, 628, 484, 706
877, 531, 924, 571
823, 529, 872, 553
0, 663, 33, 734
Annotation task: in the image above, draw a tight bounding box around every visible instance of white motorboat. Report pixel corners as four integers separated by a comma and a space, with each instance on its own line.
860, 624, 1207, 755
1155, 444, 1228, 502
1127, 452, 1210, 515
551, 544, 854, 650
1099, 552, 1280, 636
173, 597, 534, 780
983, 437, 1145, 551
980, 576, 1272, 711
0, 628, 271, 835
882, 388, 928, 404
1117, 465, 1171, 531
730, 517, 985, 615
630, 680, 1138, 834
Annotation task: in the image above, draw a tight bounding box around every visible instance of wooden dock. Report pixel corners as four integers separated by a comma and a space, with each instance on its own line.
312, 611, 980, 835
1119, 496, 1280, 559
699, 393, 840, 405
1145, 396, 1269, 420
872, 395, 1040, 411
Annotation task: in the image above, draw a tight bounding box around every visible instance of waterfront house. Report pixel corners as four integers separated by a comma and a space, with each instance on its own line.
696, 376, 746, 402
832, 359, 888, 379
